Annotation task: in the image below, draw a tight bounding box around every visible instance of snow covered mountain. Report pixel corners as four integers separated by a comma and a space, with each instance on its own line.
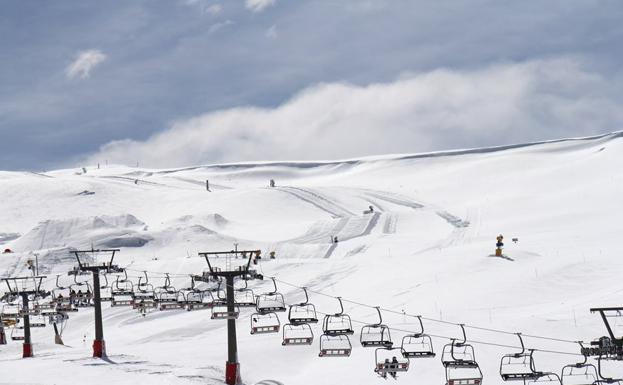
1, 132, 622, 384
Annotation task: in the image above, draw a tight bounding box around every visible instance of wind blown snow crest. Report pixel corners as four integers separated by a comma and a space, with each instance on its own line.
84, 58, 623, 168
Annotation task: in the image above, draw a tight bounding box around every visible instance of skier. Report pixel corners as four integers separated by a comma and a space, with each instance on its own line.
389, 356, 399, 379
269, 179, 275, 187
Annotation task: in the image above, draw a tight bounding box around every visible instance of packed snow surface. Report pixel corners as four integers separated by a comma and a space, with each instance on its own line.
1, 132, 622, 384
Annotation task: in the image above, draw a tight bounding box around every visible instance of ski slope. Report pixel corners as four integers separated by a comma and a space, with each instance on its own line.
1, 132, 622, 384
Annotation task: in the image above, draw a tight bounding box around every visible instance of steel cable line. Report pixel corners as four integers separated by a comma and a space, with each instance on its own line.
293, 301, 582, 357
272, 277, 582, 347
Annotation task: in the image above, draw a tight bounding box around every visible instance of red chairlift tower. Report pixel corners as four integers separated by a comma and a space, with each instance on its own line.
69, 248, 123, 358
199, 249, 263, 385
1, 275, 48, 358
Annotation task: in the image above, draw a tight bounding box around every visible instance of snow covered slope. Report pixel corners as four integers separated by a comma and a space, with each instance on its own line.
1, 132, 622, 384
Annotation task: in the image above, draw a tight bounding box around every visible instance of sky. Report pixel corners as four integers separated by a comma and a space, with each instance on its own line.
1, 0, 623, 170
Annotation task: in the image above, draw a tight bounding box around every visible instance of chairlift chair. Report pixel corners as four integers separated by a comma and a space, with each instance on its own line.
593, 354, 623, 385
402, 316, 436, 358
1, 303, 20, 319
132, 272, 156, 309
282, 323, 314, 346
211, 300, 240, 320
360, 306, 393, 348
288, 287, 318, 324
234, 279, 256, 308
155, 274, 184, 310
255, 277, 286, 313
111, 272, 134, 307
70, 275, 93, 308
500, 334, 544, 381
374, 347, 410, 379
29, 313, 47, 328
560, 343, 598, 385
441, 325, 483, 385
250, 312, 280, 334
211, 283, 239, 319
322, 297, 354, 336
319, 334, 352, 357
186, 290, 215, 311
99, 273, 113, 302
11, 326, 25, 341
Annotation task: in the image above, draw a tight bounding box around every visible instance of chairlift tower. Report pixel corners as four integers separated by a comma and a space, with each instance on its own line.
1, 275, 47, 358
588, 307, 623, 360
69, 248, 123, 358
199, 249, 262, 385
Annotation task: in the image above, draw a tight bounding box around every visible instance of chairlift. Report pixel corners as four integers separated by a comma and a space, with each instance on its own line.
234, 279, 256, 308
99, 273, 113, 302
51, 275, 77, 312
401, 315, 436, 358
374, 347, 410, 379
319, 334, 352, 357
441, 325, 483, 385
500, 334, 544, 381
155, 274, 184, 311
29, 313, 47, 328
282, 323, 314, 346
250, 312, 280, 334
211, 301, 239, 320
288, 287, 318, 324
186, 282, 215, 311
1, 303, 20, 319
132, 271, 156, 310
322, 297, 354, 336
11, 326, 25, 341
35, 296, 58, 316
111, 272, 134, 307
211, 281, 239, 319
561, 342, 598, 385
255, 277, 286, 313
70, 274, 93, 308
360, 306, 392, 348
594, 354, 623, 385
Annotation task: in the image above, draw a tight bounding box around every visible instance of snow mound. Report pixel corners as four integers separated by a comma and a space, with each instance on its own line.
173, 213, 229, 229
0, 232, 20, 245
11, 214, 150, 252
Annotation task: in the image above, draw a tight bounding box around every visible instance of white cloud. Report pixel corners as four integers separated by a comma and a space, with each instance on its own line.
184, 0, 222, 15
65, 49, 107, 79
208, 19, 233, 34
205, 4, 222, 15
265, 24, 278, 39
84, 58, 623, 168
245, 0, 275, 13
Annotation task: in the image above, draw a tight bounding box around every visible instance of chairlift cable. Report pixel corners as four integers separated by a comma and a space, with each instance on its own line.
273, 277, 581, 346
